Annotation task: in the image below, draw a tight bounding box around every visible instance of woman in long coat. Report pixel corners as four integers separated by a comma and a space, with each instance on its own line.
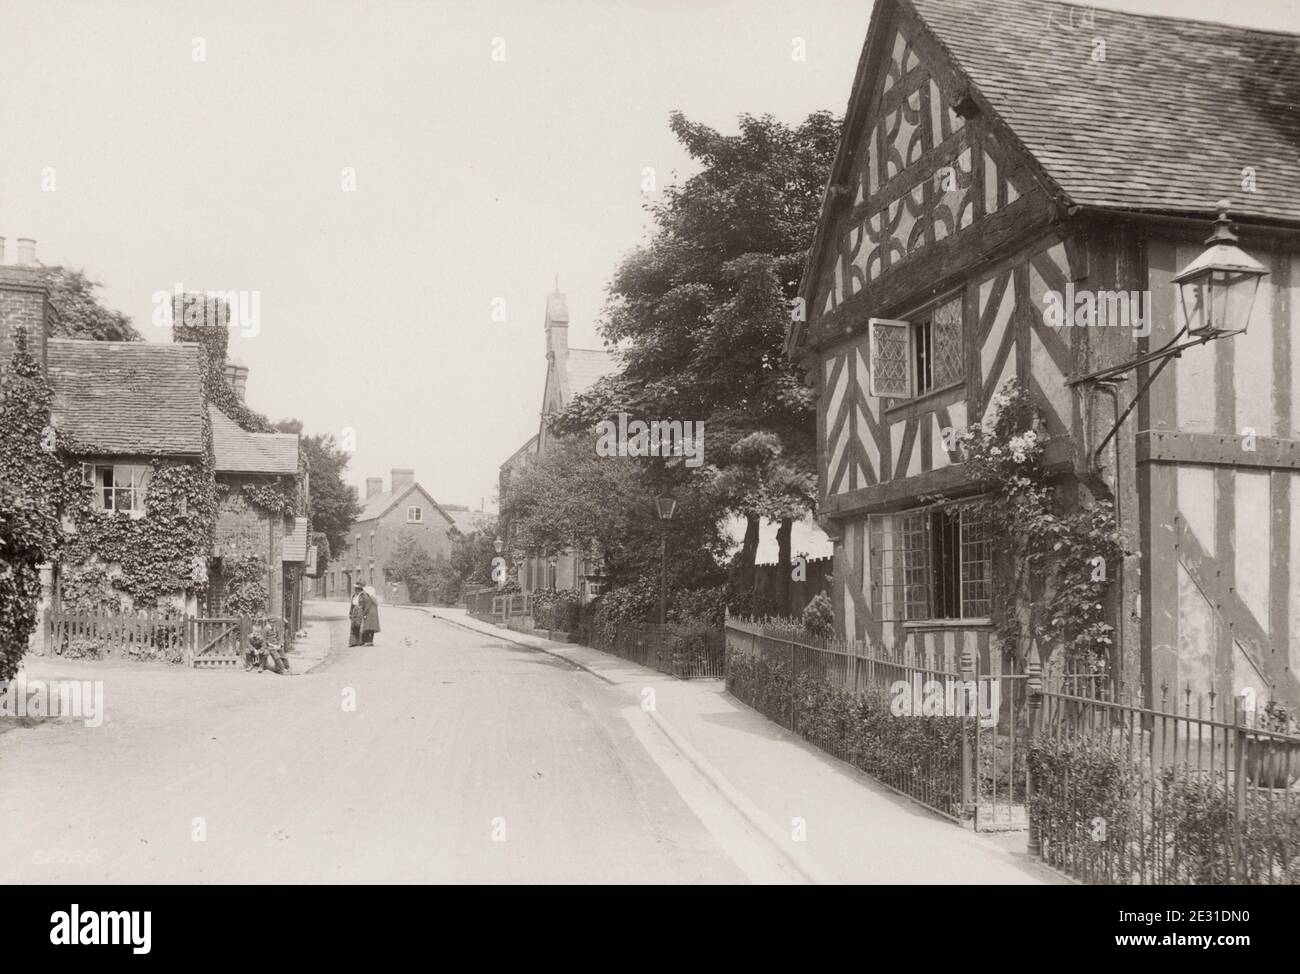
349, 583, 366, 646
360, 585, 381, 645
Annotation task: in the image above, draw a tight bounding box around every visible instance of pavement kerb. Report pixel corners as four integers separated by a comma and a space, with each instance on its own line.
403, 605, 830, 884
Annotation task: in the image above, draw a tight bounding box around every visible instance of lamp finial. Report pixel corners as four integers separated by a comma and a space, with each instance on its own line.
1208, 200, 1238, 245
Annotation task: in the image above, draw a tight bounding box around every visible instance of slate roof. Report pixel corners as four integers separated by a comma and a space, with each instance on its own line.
209, 406, 299, 474
357, 482, 451, 523
47, 340, 205, 456
567, 348, 618, 399
445, 508, 493, 536
905, 0, 1300, 224
282, 516, 309, 563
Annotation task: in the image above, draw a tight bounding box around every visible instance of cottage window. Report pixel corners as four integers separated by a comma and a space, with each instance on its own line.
869, 504, 991, 622
82, 463, 152, 516
868, 295, 964, 400
407, 506, 423, 523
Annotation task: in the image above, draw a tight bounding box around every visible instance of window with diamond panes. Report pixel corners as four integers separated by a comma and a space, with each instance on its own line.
875, 505, 992, 622
868, 318, 913, 398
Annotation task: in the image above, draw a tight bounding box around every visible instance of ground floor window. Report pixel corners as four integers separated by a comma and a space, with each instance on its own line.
869, 504, 991, 622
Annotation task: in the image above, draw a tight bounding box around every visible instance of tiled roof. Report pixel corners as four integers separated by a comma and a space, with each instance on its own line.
209, 406, 299, 474
356, 482, 452, 523
906, 0, 1300, 223
47, 340, 204, 455
567, 348, 618, 399
0, 265, 49, 290
446, 509, 493, 536
282, 516, 309, 563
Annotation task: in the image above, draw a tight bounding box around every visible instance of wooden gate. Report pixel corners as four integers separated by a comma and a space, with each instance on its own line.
185, 617, 247, 669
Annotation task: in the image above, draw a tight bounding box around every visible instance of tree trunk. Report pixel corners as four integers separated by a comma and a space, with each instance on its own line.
775, 517, 793, 617
732, 514, 761, 613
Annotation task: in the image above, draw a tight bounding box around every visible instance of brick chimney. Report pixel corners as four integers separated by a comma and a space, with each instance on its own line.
172, 292, 231, 329
0, 238, 5, 262
366, 477, 383, 499
224, 358, 249, 401
544, 284, 569, 361
391, 468, 415, 490
0, 239, 52, 379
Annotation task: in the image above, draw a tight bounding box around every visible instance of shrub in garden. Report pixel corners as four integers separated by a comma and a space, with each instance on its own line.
726, 640, 965, 814
670, 584, 729, 628
801, 591, 833, 638
532, 588, 581, 631
589, 576, 659, 645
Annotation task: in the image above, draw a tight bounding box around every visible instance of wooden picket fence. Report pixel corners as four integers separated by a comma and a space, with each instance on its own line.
42, 609, 288, 670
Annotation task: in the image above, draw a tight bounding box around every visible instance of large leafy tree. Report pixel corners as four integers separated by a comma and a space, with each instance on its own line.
551, 111, 839, 603
447, 526, 498, 596
43, 267, 140, 342
274, 421, 361, 555
0, 329, 77, 678
501, 438, 728, 591
385, 530, 441, 604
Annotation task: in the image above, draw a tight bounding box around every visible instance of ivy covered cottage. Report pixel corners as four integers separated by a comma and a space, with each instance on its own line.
788, 0, 1300, 708
0, 269, 309, 657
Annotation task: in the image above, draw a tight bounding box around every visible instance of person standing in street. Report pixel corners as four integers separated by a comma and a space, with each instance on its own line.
349, 582, 366, 647
361, 584, 381, 646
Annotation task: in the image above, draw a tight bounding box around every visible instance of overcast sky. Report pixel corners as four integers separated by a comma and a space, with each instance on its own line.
1, 0, 1295, 519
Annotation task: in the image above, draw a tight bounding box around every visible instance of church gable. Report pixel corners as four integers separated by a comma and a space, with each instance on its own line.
807, 0, 1044, 331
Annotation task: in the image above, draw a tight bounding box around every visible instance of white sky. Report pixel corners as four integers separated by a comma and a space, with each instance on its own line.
2, 0, 1295, 523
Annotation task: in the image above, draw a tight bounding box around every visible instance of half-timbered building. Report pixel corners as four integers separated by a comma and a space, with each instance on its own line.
790, 0, 1300, 707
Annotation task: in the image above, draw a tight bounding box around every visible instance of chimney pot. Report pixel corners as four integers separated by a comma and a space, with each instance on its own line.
16, 238, 36, 266
365, 477, 384, 499
0, 238, 5, 263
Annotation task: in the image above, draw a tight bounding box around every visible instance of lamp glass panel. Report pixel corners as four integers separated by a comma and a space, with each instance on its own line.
1223, 271, 1261, 335
1178, 273, 1209, 334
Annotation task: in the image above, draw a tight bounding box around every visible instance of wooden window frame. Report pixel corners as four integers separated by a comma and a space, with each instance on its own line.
82, 462, 152, 517
869, 501, 992, 624
871, 290, 966, 410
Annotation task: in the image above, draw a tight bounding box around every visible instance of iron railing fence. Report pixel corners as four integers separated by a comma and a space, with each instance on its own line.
462, 588, 498, 623
589, 624, 725, 680
1028, 683, 1300, 885
725, 620, 976, 822
462, 589, 536, 625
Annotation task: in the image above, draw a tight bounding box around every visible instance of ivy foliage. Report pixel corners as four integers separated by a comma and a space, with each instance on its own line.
939, 381, 1124, 667
173, 306, 275, 434
242, 480, 298, 517
0, 329, 78, 678
222, 552, 268, 618
62, 459, 217, 611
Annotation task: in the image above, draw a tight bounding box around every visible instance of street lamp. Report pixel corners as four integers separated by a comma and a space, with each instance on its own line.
493, 537, 504, 555
1071, 201, 1269, 466
655, 496, 678, 625
1172, 201, 1268, 338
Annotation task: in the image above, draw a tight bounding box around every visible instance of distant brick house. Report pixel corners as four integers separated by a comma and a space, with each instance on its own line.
321, 469, 481, 605
498, 287, 617, 599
